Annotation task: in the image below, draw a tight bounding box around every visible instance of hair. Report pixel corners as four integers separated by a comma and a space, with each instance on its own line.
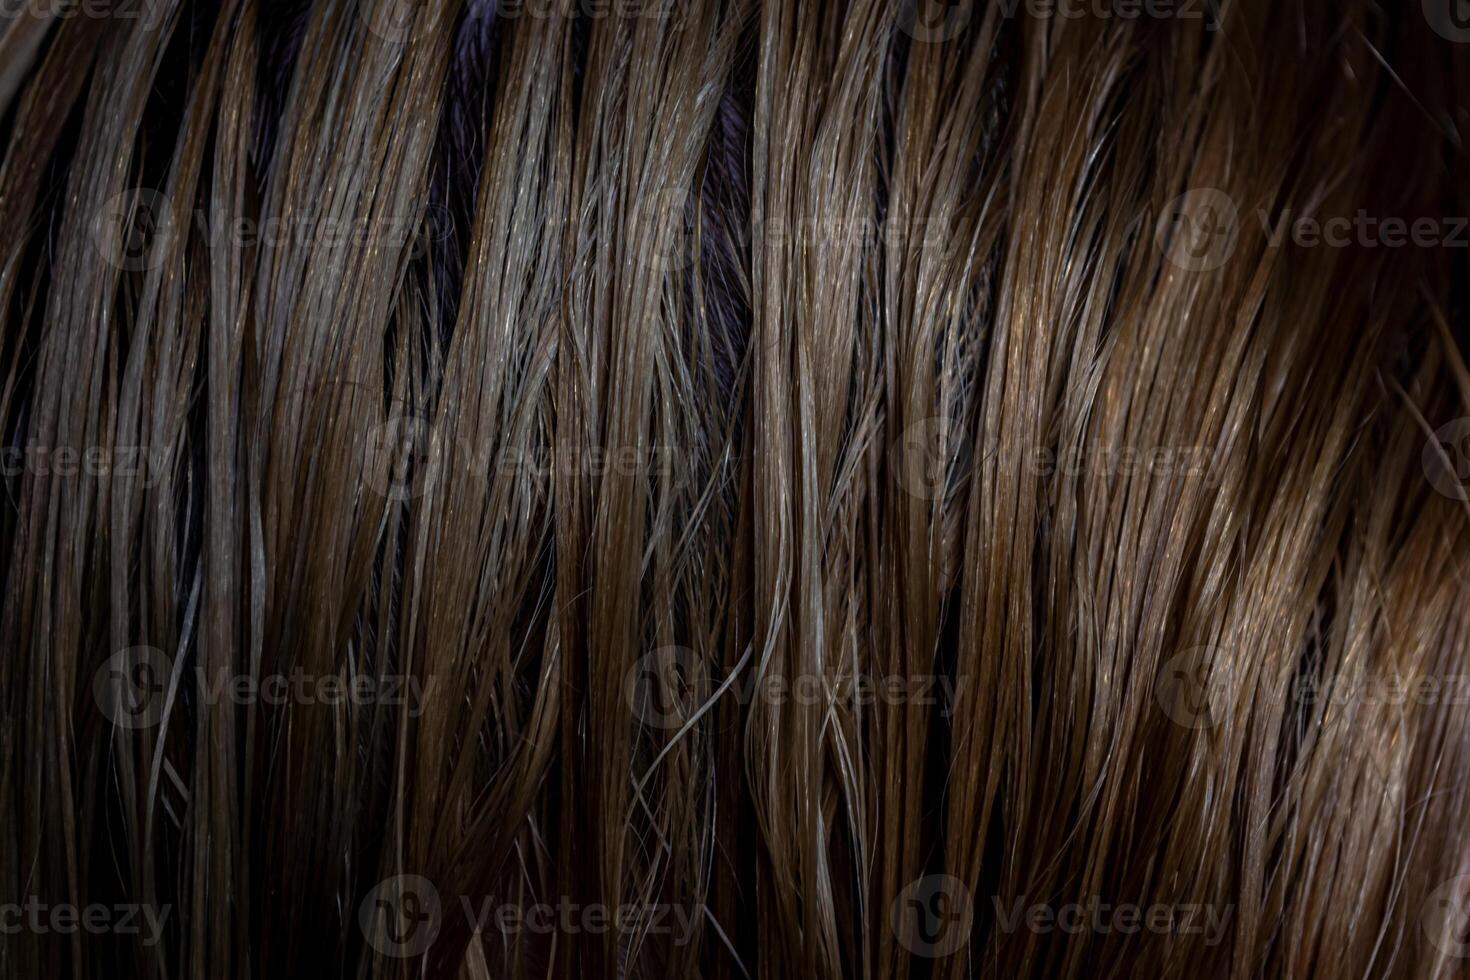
1, 0, 1467, 977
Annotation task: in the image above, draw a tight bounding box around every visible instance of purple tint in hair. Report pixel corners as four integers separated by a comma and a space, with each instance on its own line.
254, 0, 314, 172
696, 62, 752, 398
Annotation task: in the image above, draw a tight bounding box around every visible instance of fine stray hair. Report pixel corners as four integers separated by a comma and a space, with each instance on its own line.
0, 0, 1468, 978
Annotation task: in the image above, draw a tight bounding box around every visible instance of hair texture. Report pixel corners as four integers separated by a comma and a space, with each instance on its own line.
1, 0, 1468, 978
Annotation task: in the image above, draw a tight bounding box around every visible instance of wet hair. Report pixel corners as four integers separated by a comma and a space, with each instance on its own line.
1, 0, 1468, 977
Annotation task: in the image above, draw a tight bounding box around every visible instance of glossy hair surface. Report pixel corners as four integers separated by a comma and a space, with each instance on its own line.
0, 1, 1467, 978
